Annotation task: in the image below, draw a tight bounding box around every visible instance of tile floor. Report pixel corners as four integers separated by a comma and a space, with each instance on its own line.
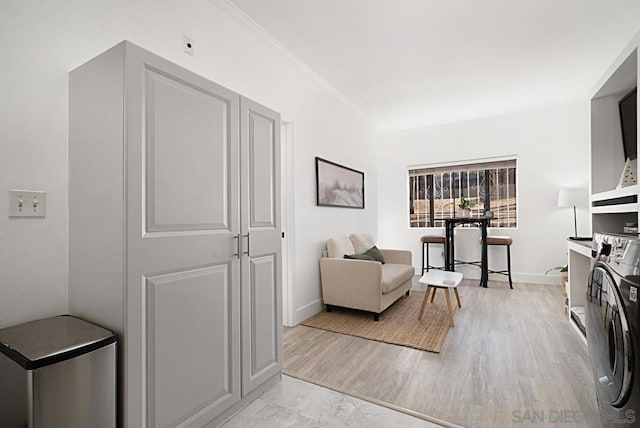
221, 375, 443, 427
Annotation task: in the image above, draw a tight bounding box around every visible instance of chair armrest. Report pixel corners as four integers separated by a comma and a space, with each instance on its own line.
320, 258, 382, 312
380, 249, 412, 265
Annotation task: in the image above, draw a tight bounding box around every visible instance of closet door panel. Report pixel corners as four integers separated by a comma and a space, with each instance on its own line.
248, 113, 276, 228
248, 255, 278, 373
146, 265, 233, 428
145, 68, 230, 232
240, 96, 282, 395
124, 44, 241, 428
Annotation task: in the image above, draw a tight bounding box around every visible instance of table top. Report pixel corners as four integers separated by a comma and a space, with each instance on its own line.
567, 239, 593, 257
419, 270, 463, 287
566, 238, 592, 248
443, 216, 491, 223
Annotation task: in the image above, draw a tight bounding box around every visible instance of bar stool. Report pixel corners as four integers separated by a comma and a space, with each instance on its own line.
421, 235, 445, 274
487, 235, 513, 289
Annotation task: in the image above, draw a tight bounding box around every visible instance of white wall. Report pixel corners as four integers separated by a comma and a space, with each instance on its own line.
376, 102, 590, 285
0, 0, 377, 328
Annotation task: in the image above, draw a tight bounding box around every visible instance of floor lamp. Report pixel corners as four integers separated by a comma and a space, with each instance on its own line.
557, 188, 590, 241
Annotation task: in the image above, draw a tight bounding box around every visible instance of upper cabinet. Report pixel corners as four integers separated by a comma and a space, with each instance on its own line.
590, 32, 639, 234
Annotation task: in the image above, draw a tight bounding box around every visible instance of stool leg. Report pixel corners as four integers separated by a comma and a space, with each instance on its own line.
426, 242, 430, 272
422, 242, 426, 275
454, 288, 462, 308
444, 288, 454, 327
431, 288, 437, 302
418, 286, 431, 320
507, 244, 513, 289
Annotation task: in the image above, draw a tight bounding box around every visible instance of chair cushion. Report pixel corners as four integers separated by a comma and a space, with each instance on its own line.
381, 264, 415, 294
349, 233, 375, 254
487, 236, 512, 245
327, 237, 355, 258
421, 235, 445, 244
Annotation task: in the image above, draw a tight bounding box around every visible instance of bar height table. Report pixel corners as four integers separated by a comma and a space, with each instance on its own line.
443, 217, 491, 288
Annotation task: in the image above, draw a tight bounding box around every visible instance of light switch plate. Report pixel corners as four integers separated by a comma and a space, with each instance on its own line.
9, 190, 46, 217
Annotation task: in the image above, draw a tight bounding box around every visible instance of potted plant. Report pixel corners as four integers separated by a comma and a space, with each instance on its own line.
546, 265, 569, 313
457, 197, 472, 217
546, 265, 568, 285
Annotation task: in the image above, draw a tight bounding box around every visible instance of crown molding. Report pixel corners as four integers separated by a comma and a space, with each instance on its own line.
210, 0, 369, 120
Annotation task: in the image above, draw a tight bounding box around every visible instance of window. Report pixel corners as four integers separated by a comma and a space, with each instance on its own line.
409, 159, 517, 228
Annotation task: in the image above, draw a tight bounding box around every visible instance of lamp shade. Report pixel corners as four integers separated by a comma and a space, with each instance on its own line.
557, 188, 588, 208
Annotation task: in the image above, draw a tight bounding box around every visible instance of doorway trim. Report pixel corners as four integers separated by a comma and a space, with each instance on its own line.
281, 120, 296, 327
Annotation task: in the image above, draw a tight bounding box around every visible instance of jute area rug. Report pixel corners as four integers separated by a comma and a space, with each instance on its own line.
301, 290, 456, 353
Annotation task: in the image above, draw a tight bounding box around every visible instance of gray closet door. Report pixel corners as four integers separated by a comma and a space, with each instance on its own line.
240, 96, 283, 395
124, 45, 241, 428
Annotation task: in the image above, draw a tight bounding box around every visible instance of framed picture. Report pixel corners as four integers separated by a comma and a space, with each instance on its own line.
315, 157, 365, 208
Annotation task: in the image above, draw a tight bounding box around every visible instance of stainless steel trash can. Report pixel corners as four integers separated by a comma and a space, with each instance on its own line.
0, 315, 116, 428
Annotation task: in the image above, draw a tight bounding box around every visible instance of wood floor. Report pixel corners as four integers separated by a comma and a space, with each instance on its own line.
284, 279, 599, 427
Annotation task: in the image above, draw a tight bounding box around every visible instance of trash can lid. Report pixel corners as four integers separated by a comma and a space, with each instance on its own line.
0, 315, 116, 370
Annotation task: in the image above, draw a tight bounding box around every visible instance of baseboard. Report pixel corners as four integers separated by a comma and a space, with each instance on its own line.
512, 273, 562, 285
294, 298, 324, 324
413, 271, 562, 286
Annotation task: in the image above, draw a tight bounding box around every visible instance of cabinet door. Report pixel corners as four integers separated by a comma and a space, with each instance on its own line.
240, 96, 282, 395
124, 44, 241, 428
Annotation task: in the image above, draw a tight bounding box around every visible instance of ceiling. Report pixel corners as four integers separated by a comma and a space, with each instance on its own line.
228, 0, 640, 131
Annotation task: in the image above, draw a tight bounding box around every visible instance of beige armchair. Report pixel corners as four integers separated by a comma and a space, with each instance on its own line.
319, 234, 415, 321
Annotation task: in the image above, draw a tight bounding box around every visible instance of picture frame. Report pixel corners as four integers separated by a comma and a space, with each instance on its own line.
315, 157, 365, 209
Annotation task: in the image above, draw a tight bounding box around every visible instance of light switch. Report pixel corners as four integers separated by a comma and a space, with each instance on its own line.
9, 190, 46, 218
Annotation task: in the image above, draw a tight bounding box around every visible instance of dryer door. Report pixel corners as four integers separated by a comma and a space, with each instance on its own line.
586, 263, 633, 407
